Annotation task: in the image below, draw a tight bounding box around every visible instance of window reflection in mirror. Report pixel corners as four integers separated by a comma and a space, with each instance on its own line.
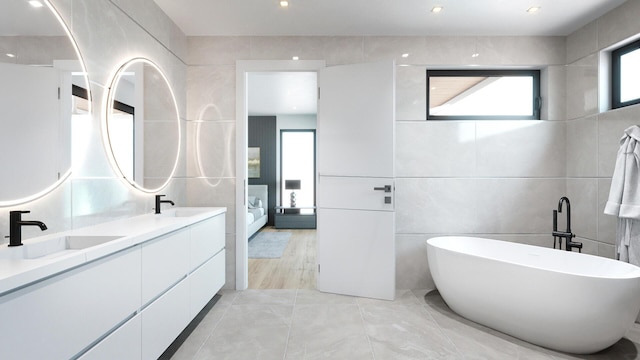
427, 70, 540, 120
0, 0, 90, 205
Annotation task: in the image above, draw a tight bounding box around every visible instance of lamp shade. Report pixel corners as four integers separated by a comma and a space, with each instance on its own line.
285, 180, 301, 190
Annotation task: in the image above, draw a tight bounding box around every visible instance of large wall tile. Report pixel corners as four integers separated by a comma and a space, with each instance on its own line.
249, 36, 325, 60
422, 37, 476, 65
396, 65, 426, 121
187, 65, 236, 121
597, 105, 640, 177
188, 37, 251, 65
185, 177, 237, 233
395, 235, 434, 290
476, 120, 565, 177
566, 21, 598, 64
475, 179, 565, 234
598, 178, 617, 245
566, 179, 598, 240
322, 37, 365, 65
395, 178, 478, 234
566, 116, 598, 177
363, 37, 427, 63
597, 0, 640, 50
396, 121, 475, 177
566, 53, 598, 120
477, 37, 566, 66
186, 120, 236, 178
542, 65, 566, 121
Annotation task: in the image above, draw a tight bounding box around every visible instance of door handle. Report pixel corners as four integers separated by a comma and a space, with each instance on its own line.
373, 185, 392, 193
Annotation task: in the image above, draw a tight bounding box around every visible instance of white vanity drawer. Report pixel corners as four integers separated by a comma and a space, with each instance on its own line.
190, 213, 225, 269
141, 277, 190, 360
78, 313, 141, 360
189, 249, 225, 318
0, 246, 141, 360
141, 229, 189, 305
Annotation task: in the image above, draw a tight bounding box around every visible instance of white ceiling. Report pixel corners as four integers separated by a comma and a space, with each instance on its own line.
248, 72, 317, 116
0, 0, 66, 36
153, 0, 626, 37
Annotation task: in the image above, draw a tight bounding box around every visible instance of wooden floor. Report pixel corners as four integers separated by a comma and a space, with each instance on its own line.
248, 227, 317, 289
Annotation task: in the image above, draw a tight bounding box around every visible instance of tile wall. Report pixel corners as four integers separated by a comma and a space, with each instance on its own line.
565, 0, 640, 260
185, 35, 568, 289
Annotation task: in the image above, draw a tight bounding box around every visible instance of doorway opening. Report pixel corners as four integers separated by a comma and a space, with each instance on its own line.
237, 62, 325, 290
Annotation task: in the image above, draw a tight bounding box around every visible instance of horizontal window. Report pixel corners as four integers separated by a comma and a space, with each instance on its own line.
427, 69, 541, 120
612, 39, 640, 109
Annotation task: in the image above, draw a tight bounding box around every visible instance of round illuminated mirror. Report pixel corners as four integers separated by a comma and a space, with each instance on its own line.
105, 58, 180, 192
0, 0, 90, 205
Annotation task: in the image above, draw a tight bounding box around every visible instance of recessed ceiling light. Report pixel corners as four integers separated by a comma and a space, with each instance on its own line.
471, 53, 480, 58
292, 56, 299, 60
28, 1, 44, 8
401, 53, 409, 58
280, 1, 289, 7
431, 6, 443, 13
6, 53, 15, 58
527, 6, 541, 13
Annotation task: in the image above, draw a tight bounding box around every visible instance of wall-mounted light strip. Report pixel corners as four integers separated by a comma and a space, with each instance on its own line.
6, 53, 15, 58
28, 1, 44, 8
431, 6, 443, 13
102, 58, 182, 194
527, 6, 541, 13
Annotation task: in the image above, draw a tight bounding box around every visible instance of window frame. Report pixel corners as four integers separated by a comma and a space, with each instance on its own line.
426, 69, 541, 120
611, 38, 640, 109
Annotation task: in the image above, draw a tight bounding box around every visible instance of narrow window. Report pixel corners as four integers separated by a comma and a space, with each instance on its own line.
427, 70, 541, 120
612, 39, 640, 109
280, 130, 316, 214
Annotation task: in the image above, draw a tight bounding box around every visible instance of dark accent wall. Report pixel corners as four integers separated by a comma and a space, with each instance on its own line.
248, 116, 277, 226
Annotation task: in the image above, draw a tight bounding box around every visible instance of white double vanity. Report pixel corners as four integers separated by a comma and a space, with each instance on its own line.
0, 207, 226, 359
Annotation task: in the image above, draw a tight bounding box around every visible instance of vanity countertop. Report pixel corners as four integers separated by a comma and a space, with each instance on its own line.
0, 207, 226, 295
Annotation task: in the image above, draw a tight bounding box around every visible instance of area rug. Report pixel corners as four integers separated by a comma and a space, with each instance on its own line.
248, 232, 292, 259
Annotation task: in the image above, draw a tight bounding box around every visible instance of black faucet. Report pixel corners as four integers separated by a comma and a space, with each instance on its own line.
552, 197, 582, 252
8, 211, 48, 247
155, 194, 175, 214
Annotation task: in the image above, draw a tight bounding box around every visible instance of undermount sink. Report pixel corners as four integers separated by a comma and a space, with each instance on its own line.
158, 208, 210, 218
19, 235, 123, 260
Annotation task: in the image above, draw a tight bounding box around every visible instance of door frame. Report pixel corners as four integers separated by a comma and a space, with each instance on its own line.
235, 60, 326, 290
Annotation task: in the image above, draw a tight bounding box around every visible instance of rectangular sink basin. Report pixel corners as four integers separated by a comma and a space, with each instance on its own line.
22, 235, 123, 260
159, 208, 210, 218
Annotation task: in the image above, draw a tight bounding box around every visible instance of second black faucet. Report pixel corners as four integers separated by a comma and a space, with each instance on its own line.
155, 194, 175, 214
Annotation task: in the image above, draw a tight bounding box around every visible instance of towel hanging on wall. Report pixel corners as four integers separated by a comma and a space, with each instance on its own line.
604, 125, 640, 264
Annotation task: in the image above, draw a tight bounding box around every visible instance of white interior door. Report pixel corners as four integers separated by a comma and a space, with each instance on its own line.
317, 60, 395, 300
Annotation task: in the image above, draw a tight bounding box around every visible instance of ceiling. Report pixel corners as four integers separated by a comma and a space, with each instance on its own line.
153, 0, 626, 37
248, 72, 317, 116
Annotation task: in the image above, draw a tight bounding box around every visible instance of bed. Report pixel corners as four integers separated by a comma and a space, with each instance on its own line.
247, 185, 268, 238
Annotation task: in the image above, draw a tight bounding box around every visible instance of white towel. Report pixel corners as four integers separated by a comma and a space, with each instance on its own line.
604, 125, 640, 264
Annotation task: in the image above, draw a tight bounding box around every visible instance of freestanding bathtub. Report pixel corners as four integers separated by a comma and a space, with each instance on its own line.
427, 236, 640, 354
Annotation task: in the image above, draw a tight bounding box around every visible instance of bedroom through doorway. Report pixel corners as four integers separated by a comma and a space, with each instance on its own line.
246, 71, 318, 289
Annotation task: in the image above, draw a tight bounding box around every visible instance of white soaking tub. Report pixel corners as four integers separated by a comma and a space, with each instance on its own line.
426, 236, 640, 354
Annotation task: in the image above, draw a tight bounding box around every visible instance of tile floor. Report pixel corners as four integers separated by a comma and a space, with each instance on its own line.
171, 289, 640, 360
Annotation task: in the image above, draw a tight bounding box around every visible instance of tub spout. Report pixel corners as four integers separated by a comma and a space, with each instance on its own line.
552, 197, 581, 252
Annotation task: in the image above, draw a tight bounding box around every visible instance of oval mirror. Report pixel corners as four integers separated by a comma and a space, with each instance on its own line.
105, 58, 180, 192
0, 0, 90, 205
